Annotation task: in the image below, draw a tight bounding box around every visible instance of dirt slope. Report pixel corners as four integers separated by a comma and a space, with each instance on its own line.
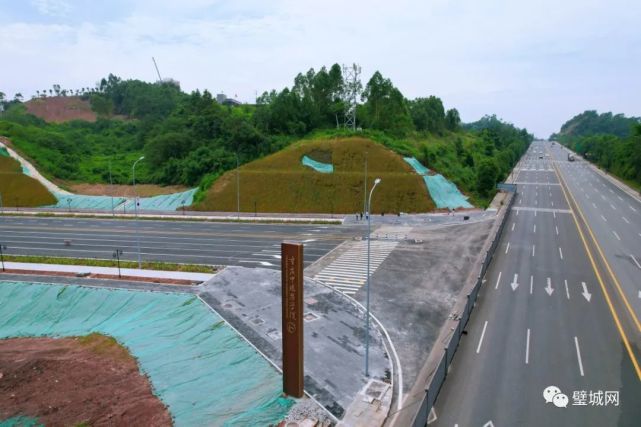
25, 96, 96, 123
0, 334, 172, 426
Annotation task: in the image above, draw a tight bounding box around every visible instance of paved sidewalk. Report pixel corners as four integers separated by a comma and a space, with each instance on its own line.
1, 262, 215, 282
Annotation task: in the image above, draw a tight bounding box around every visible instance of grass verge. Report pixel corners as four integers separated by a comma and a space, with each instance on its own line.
1, 254, 217, 273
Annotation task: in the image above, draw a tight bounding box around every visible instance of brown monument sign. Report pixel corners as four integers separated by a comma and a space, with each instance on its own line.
281, 242, 304, 397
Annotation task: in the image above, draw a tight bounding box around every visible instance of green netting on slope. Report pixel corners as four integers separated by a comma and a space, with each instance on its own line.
0, 147, 9, 157
120, 188, 198, 211
403, 157, 473, 209
20, 165, 30, 176
0, 417, 43, 427
302, 155, 334, 173
47, 193, 126, 210
0, 282, 294, 426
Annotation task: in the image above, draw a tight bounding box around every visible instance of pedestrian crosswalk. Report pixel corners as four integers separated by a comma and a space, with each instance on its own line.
313, 240, 398, 295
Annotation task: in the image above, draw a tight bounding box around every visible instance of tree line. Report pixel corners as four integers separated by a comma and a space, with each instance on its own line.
553, 111, 641, 186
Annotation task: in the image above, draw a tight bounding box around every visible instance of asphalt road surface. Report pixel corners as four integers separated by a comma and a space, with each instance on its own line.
432, 141, 641, 427
0, 217, 361, 269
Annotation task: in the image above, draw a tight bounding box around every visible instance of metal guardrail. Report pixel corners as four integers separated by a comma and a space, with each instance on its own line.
410, 191, 516, 427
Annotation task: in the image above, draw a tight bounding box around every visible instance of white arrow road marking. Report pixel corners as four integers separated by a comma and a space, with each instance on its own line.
495, 271, 502, 290
476, 321, 489, 354
575, 336, 585, 376
582, 282, 592, 302
545, 277, 554, 296
511, 274, 519, 291
564, 279, 570, 299
630, 255, 641, 269
483, 421, 495, 427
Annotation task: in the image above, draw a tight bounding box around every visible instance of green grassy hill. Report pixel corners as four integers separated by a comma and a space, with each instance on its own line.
192, 137, 435, 214
0, 155, 57, 207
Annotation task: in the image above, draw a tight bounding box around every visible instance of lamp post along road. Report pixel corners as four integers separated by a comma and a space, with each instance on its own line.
132, 156, 145, 269
365, 177, 381, 377
236, 153, 240, 220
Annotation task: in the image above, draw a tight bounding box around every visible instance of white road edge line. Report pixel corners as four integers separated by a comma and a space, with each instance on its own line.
476, 321, 489, 354
574, 336, 585, 377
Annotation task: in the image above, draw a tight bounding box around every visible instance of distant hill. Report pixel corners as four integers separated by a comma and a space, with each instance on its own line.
193, 137, 435, 214
25, 96, 96, 123
550, 110, 640, 142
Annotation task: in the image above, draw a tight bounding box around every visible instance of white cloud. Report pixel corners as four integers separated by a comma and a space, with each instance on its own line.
31, 0, 72, 17
2, 0, 640, 136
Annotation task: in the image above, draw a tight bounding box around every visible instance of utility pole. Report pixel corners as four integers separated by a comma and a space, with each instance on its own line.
113, 249, 123, 278
0, 244, 6, 272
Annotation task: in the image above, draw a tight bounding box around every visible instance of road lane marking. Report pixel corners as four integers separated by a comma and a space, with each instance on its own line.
565, 279, 570, 299
530, 275, 533, 294
511, 274, 519, 291
574, 336, 585, 376
505, 242, 510, 254
631, 206, 638, 212
612, 231, 621, 241
476, 321, 488, 354
511, 222, 515, 231
495, 271, 502, 289
601, 215, 607, 222
553, 160, 641, 379
545, 277, 554, 296
611, 204, 617, 210
623, 216, 630, 224
525, 328, 531, 364
555, 226, 559, 235
582, 282, 592, 302
559, 247, 564, 260
533, 224, 536, 233
630, 255, 641, 269
532, 244, 535, 257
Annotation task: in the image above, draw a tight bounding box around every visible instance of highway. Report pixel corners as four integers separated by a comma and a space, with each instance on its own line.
0, 217, 359, 269
432, 141, 641, 426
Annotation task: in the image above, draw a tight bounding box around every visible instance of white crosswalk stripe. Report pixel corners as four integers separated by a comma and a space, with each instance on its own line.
313, 240, 398, 295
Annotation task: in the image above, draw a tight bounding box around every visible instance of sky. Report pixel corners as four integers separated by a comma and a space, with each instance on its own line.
0, 0, 639, 137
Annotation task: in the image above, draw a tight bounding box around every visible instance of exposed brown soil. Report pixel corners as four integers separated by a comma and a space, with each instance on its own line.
25, 96, 97, 123
67, 183, 189, 197
0, 334, 172, 426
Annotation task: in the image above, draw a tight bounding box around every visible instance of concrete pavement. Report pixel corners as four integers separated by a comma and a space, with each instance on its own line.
431, 141, 641, 426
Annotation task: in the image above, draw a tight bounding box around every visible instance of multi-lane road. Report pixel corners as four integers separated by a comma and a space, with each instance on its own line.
432, 141, 641, 426
0, 217, 359, 269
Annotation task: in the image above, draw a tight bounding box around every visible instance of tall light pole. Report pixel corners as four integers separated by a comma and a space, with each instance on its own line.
108, 158, 114, 216
365, 177, 381, 377
132, 156, 144, 269
236, 153, 240, 221
363, 151, 368, 218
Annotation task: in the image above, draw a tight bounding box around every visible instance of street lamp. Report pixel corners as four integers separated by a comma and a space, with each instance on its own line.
365, 177, 381, 377
132, 156, 144, 269
236, 153, 240, 221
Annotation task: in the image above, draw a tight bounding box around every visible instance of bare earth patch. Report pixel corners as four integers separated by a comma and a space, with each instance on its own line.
67, 183, 189, 197
0, 334, 172, 426
25, 96, 97, 123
